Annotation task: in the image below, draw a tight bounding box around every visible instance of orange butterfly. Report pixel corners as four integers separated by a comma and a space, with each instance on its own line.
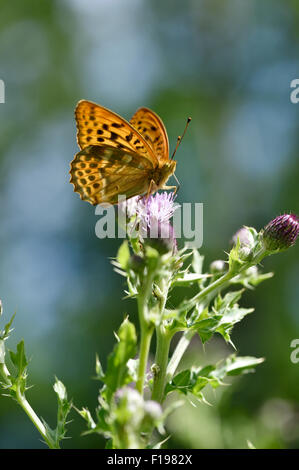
69, 100, 180, 206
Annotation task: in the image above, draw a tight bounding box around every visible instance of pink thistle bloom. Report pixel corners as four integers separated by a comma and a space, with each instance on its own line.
137, 192, 179, 253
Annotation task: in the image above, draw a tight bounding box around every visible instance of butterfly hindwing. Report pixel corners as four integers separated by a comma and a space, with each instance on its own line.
75, 100, 159, 167
130, 107, 169, 163
70, 145, 153, 205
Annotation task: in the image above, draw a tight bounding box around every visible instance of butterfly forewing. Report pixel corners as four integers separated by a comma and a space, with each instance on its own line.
70, 145, 153, 205
130, 107, 169, 164
75, 100, 158, 167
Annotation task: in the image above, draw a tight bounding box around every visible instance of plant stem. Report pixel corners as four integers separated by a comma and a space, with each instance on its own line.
150, 274, 172, 403
151, 326, 172, 403
0, 362, 57, 449
180, 271, 233, 314
166, 329, 195, 384
166, 271, 241, 382
136, 324, 154, 395
136, 269, 156, 396
15, 384, 58, 449
180, 247, 267, 316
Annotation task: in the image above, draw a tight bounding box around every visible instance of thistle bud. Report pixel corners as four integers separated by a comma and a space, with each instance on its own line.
128, 254, 144, 273
231, 226, 255, 260
210, 259, 226, 273
262, 213, 299, 252
144, 221, 177, 254
232, 227, 254, 248
141, 400, 163, 432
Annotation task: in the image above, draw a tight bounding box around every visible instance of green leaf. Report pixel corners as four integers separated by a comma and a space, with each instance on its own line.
0, 340, 5, 364
191, 307, 221, 344
95, 354, 105, 381
126, 358, 139, 382
189, 289, 253, 345
213, 355, 265, 378
166, 354, 264, 400
213, 290, 244, 313
117, 241, 130, 270
52, 377, 72, 445
103, 317, 137, 402
9, 340, 28, 378
192, 250, 204, 274
228, 238, 247, 273
0, 313, 16, 341
172, 273, 211, 287
231, 269, 274, 289
215, 306, 254, 343
76, 407, 96, 430
172, 369, 192, 388
53, 377, 67, 401
105, 439, 114, 449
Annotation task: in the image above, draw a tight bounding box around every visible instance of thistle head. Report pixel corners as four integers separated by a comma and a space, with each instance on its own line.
137, 192, 179, 253
231, 226, 255, 260
262, 213, 299, 252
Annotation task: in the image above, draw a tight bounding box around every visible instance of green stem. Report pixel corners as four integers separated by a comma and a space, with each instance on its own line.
180, 271, 233, 314
166, 329, 195, 384
151, 326, 172, 403
166, 273, 234, 382
0, 363, 57, 449
180, 249, 266, 316
15, 384, 58, 449
136, 324, 154, 395
136, 270, 156, 396
150, 274, 172, 403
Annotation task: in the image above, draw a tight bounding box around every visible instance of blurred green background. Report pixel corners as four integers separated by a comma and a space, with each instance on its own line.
0, 0, 298, 449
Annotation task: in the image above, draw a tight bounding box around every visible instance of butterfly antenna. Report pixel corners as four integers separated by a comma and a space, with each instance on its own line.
171, 117, 192, 160
173, 173, 181, 194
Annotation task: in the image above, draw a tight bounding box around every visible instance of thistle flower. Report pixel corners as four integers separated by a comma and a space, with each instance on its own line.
262, 213, 299, 252
136, 192, 179, 253
136, 192, 179, 227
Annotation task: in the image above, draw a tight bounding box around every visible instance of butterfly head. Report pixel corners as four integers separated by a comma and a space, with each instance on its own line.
154, 159, 177, 189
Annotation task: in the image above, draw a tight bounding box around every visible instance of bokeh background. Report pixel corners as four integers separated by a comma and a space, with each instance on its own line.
0, 0, 298, 449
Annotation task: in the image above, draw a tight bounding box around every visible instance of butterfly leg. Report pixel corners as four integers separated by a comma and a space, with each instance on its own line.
146, 179, 157, 200
162, 185, 178, 195
161, 174, 180, 195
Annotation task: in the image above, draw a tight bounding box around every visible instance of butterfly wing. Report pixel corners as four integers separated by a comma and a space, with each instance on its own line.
70, 144, 153, 205
130, 107, 169, 164
75, 100, 158, 167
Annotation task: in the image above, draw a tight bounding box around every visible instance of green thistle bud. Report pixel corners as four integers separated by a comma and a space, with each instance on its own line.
128, 254, 145, 273
144, 222, 177, 254
210, 259, 226, 273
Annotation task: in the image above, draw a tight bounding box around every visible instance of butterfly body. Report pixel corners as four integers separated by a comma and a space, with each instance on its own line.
70, 100, 177, 206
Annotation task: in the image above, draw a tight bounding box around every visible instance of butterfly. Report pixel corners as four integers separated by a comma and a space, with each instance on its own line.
69, 100, 179, 206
